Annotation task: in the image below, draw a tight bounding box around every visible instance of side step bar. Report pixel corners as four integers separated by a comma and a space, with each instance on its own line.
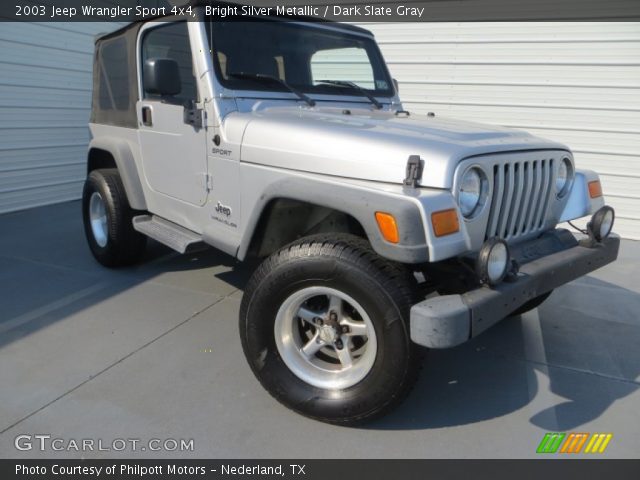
133, 215, 207, 254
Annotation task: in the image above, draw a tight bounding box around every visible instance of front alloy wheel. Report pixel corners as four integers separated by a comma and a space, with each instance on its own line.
275, 286, 377, 390
240, 234, 420, 425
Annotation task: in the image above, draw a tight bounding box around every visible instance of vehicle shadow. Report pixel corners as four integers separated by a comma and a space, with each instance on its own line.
0, 201, 261, 432
369, 277, 640, 431
0, 201, 253, 352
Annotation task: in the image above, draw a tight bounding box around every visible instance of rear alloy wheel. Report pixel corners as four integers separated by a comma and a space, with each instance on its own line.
82, 168, 146, 267
88, 191, 109, 248
240, 234, 420, 425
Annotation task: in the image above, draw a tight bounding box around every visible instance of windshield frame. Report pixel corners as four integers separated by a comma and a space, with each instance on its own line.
205, 19, 397, 101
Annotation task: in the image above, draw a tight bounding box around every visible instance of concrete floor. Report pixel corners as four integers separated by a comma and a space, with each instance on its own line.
0, 200, 638, 458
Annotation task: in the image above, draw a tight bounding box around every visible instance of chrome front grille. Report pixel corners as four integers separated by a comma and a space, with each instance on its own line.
485, 158, 555, 241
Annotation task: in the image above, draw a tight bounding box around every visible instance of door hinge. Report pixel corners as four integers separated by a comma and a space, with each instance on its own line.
201, 173, 213, 192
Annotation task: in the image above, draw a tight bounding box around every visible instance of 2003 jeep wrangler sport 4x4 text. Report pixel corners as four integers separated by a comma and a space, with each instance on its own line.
83, 7, 619, 424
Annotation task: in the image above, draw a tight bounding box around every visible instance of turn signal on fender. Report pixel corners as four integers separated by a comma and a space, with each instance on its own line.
588, 180, 603, 198
431, 209, 460, 237
375, 212, 400, 243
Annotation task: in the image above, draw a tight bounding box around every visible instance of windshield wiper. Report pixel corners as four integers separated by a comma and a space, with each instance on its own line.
316, 80, 383, 109
229, 72, 315, 107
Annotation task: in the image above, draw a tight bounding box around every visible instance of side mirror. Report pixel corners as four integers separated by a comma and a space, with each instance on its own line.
393, 78, 399, 94
143, 58, 181, 96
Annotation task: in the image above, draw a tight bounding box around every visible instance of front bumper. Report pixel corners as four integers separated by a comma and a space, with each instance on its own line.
410, 231, 620, 348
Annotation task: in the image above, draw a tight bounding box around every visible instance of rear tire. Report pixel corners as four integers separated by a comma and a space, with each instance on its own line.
82, 168, 146, 267
239, 234, 420, 425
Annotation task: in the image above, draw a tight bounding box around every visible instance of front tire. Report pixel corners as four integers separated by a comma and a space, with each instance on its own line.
239, 234, 420, 425
82, 169, 146, 267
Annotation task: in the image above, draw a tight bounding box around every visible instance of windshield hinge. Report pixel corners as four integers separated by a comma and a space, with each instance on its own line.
184, 100, 205, 129
404, 155, 424, 188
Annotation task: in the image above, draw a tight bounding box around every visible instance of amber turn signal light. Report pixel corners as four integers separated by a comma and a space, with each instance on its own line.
375, 212, 400, 244
431, 209, 460, 237
588, 180, 603, 198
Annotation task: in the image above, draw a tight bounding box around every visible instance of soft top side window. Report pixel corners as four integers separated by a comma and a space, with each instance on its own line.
98, 36, 130, 111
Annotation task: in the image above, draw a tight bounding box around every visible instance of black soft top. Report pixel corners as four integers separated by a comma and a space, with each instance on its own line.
95, 0, 373, 43
91, 1, 373, 129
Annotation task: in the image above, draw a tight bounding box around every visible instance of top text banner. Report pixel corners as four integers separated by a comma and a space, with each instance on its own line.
3, 0, 640, 22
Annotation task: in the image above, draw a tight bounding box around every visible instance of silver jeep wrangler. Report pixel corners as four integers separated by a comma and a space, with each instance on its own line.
83, 9, 619, 424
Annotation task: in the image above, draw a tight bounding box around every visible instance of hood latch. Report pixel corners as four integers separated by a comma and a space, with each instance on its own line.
404, 155, 424, 188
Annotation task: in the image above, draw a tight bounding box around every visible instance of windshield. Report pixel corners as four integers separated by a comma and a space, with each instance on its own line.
205, 20, 394, 98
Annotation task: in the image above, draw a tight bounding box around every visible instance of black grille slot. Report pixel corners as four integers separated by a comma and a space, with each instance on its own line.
485, 158, 554, 241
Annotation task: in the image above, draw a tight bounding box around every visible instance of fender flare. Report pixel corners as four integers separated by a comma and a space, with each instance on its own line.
236, 175, 430, 264
88, 137, 147, 211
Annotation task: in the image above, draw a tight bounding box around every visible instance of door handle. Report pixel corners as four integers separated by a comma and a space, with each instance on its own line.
141, 106, 152, 126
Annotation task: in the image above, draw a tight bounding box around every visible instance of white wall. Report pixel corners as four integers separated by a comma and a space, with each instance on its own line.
0, 22, 123, 214
360, 22, 640, 239
1, 21, 638, 239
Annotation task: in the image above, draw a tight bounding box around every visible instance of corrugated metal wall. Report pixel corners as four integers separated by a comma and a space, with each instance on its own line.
0, 22, 123, 214
1, 21, 638, 239
360, 22, 640, 239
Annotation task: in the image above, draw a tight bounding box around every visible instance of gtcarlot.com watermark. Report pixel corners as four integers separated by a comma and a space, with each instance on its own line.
15, 434, 195, 453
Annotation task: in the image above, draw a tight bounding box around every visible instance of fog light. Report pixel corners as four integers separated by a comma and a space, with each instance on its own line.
588, 206, 615, 242
476, 238, 510, 286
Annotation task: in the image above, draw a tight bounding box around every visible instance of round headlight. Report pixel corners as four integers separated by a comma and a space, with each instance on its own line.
476, 238, 510, 286
589, 206, 615, 242
459, 167, 485, 218
556, 157, 573, 197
